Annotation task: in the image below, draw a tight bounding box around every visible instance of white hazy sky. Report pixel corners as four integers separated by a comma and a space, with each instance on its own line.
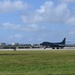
0, 0, 75, 44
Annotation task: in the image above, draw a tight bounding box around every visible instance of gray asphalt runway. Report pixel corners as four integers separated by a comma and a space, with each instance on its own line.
1, 47, 75, 51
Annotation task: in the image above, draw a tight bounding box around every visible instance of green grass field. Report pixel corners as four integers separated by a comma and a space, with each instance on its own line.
0, 50, 75, 75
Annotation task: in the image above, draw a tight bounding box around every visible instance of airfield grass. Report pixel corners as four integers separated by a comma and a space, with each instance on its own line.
0, 50, 75, 75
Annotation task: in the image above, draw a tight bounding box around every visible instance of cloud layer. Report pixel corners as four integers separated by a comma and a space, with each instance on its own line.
0, 0, 29, 13
2, 22, 45, 32
21, 1, 75, 25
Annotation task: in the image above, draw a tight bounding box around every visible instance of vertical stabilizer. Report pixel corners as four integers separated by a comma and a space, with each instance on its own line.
61, 38, 66, 44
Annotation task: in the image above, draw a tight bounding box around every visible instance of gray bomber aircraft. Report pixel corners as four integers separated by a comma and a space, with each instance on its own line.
40, 38, 66, 49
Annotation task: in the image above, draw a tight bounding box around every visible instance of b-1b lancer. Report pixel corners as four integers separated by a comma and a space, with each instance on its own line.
40, 38, 66, 49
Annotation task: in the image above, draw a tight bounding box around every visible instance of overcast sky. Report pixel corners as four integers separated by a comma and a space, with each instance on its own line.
0, 0, 75, 44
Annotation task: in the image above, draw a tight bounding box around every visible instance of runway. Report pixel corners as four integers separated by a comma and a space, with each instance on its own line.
1, 47, 75, 51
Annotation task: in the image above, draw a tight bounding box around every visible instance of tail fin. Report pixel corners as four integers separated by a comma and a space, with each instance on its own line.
61, 38, 66, 44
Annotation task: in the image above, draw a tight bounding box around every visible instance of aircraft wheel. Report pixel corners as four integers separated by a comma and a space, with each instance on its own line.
52, 47, 55, 49
57, 47, 59, 49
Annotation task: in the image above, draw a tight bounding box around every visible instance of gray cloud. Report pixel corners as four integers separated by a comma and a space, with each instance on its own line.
1, 22, 46, 32
0, 0, 29, 13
